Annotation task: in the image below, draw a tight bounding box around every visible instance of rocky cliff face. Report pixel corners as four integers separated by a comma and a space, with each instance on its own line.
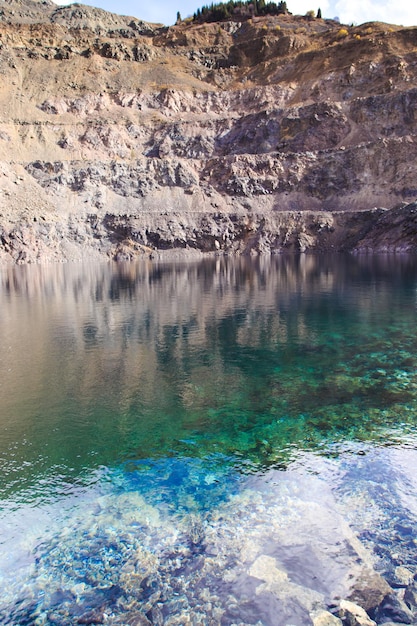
1, 0, 417, 262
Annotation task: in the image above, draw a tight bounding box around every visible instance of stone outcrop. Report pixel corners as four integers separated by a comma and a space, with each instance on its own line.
1, 0, 417, 261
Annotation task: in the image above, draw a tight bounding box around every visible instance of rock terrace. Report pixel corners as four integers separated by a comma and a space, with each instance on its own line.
1, 0, 417, 261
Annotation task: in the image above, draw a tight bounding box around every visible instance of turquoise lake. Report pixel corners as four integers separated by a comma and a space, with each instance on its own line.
1, 255, 417, 625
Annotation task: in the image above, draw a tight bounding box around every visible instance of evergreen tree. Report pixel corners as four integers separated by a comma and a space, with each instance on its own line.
317, 7, 322, 18
277, 1, 288, 14
192, 0, 290, 23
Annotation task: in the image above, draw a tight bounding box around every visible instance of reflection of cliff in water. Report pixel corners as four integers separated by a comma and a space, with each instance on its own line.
1, 255, 417, 493
1, 255, 416, 351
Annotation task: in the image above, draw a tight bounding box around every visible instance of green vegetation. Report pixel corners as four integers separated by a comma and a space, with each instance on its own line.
193, 0, 289, 23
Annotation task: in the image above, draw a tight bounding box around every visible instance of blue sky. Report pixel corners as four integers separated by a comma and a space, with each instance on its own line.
60, 0, 417, 27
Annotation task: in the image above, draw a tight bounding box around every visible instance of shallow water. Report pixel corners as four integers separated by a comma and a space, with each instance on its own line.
1, 255, 417, 625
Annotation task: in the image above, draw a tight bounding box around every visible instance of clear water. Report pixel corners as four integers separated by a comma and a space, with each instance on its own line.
1, 255, 417, 625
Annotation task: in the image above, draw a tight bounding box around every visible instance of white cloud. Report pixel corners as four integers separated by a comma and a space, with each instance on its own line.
289, 0, 331, 17
333, 0, 417, 26
289, 0, 417, 26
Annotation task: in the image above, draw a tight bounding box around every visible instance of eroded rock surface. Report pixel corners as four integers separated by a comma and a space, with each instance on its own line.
1, 0, 417, 261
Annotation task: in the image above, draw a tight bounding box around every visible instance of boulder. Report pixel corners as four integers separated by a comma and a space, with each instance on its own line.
339, 600, 376, 626
347, 567, 393, 613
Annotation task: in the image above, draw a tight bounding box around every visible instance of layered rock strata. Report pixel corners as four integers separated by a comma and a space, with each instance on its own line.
1, 0, 417, 261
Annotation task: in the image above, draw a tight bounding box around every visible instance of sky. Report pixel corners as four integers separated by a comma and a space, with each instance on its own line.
61, 0, 417, 28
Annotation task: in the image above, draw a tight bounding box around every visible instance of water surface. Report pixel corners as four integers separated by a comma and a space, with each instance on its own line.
1, 256, 417, 625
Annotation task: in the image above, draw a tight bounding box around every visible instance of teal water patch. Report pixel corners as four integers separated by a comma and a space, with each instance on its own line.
1, 256, 417, 624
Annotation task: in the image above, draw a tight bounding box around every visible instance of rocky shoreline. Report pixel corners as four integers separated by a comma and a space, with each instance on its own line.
1, 203, 417, 264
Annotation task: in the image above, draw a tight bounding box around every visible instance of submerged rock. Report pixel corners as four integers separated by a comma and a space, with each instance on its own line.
393, 567, 414, 588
